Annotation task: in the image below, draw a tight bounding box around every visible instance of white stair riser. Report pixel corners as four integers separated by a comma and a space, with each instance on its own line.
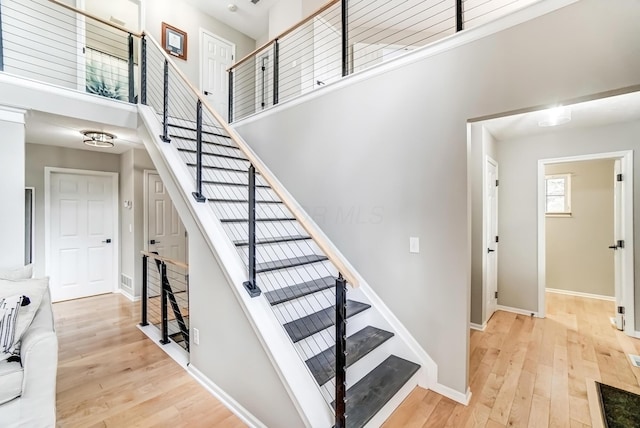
272, 287, 336, 325
237, 240, 321, 264
223, 221, 307, 241
256, 260, 337, 291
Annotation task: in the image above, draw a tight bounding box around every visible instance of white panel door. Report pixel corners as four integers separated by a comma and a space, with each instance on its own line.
50, 172, 115, 301
485, 158, 499, 320
147, 173, 187, 263
201, 31, 235, 122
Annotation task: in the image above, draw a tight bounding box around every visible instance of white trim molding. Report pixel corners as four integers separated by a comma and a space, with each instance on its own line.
117, 288, 140, 302
188, 365, 267, 428
0, 106, 26, 124
496, 305, 539, 318
470, 322, 487, 331
431, 384, 472, 406
546, 288, 615, 302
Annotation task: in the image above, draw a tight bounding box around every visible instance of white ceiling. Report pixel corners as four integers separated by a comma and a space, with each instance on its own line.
184, 0, 280, 40
480, 91, 640, 141
25, 111, 143, 155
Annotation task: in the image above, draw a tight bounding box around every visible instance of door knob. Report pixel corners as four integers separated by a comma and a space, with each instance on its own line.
204, 90, 211, 95
102, 238, 112, 244
608, 245, 618, 250
487, 248, 495, 253
150, 239, 160, 244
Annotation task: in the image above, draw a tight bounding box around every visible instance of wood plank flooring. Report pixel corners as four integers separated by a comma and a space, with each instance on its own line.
384, 293, 640, 428
54, 293, 246, 428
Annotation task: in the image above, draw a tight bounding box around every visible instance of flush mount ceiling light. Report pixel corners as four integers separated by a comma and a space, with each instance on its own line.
538, 106, 572, 127
82, 131, 116, 148
228, 3, 238, 12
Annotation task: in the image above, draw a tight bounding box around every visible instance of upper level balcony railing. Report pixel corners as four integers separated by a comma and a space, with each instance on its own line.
228, 0, 539, 122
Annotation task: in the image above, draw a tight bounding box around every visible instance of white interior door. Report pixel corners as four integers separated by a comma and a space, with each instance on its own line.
486, 158, 499, 320
613, 159, 624, 330
147, 173, 187, 263
201, 31, 235, 122
49, 172, 115, 302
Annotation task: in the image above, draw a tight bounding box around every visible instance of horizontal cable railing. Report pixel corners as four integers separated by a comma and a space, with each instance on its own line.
141, 252, 189, 351
0, 0, 141, 103
229, 0, 541, 122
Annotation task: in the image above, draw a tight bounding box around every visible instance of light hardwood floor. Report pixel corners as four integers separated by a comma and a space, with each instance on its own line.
383, 292, 640, 428
54, 293, 246, 428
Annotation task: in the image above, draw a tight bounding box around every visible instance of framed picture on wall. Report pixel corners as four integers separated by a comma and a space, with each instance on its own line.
161, 22, 188, 60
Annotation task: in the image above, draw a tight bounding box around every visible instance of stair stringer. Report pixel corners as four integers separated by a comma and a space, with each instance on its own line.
138, 105, 333, 427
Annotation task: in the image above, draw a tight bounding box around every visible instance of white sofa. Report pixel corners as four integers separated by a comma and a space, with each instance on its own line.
0, 272, 58, 428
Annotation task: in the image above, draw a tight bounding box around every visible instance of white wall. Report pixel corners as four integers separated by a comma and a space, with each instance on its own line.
145, 0, 256, 87
545, 160, 615, 297
25, 144, 120, 277
497, 123, 640, 318
235, 0, 640, 394
0, 108, 26, 270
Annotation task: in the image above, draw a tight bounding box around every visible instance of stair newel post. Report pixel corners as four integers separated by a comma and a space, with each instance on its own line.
192, 99, 206, 202
273, 39, 279, 106
140, 254, 149, 326
228, 69, 234, 123
456, 0, 464, 32
160, 261, 170, 344
242, 165, 261, 297
335, 274, 348, 427
140, 35, 147, 105
341, 0, 349, 77
160, 59, 171, 143
127, 33, 135, 103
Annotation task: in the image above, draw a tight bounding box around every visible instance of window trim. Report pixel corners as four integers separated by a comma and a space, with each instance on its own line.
545, 173, 572, 216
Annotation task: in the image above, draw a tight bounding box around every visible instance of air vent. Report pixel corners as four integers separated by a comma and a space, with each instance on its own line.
121, 273, 133, 291
630, 354, 640, 368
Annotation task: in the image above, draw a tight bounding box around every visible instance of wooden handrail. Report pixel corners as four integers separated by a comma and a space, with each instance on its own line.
145, 33, 359, 288
141, 251, 189, 270
48, 0, 144, 38
229, 0, 340, 71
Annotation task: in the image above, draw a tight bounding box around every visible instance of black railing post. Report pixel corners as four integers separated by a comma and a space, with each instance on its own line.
0, 2, 4, 72
192, 99, 206, 202
335, 274, 347, 428
273, 40, 279, 105
160, 59, 171, 142
140, 35, 147, 105
140, 255, 148, 326
228, 70, 234, 123
456, 0, 464, 32
127, 33, 135, 103
160, 262, 170, 344
341, 0, 349, 77
243, 165, 261, 297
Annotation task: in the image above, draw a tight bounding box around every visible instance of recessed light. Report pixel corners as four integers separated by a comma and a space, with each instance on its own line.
82, 131, 116, 148
228, 4, 238, 12
538, 106, 572, 127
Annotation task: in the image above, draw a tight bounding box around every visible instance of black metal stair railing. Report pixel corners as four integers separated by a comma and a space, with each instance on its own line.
141, 252, 190, 351
0, 0, 143, 104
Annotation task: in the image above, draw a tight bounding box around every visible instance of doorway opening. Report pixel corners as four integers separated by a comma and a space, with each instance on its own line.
199, 29, 236, 122
538, 151, 634, 333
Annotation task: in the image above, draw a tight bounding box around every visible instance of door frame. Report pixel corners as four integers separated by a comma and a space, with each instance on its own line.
537, 150, 634, 334
483, 156, 499, 322
198, 28, 236, 96
143, 169, 156, 253
44, 167, 120, 294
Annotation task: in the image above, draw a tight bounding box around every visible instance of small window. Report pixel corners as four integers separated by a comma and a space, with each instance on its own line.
545, 174, 571, 216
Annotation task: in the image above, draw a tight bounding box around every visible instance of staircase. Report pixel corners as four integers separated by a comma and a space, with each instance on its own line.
161, 115, 422, 427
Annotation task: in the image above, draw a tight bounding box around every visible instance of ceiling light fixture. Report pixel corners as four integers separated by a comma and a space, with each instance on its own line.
228, 4, 238, 12
82, 131, 116, 148
538, 106, 572, 127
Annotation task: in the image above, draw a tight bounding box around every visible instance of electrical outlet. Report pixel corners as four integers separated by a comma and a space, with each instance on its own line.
193, 328, 200, 345
409, 237, 420, 253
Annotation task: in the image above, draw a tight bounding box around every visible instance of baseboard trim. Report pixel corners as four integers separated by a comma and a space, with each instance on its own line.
117, 288, 140, 302
546, 288, 615, 302
470, 322, 486, 331
431, 384, 472, 405
188, 365, 267, 428
496, 305, 539, 318
137, 324, 188, 368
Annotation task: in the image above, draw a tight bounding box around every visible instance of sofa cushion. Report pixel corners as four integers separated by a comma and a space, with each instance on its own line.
0, 278, 49, 358
0, 359, 23, 404
0, 265, 33, 280
0, 295, 24, 360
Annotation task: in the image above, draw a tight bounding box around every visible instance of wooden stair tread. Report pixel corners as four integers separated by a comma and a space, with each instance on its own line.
283, 300, 370, 342
264, 275, 334, 305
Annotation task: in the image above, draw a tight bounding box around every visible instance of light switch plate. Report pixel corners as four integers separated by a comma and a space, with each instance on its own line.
409, 237, 420, 253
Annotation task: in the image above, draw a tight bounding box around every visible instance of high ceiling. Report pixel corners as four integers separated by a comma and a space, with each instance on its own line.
184, 0, 280, 40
